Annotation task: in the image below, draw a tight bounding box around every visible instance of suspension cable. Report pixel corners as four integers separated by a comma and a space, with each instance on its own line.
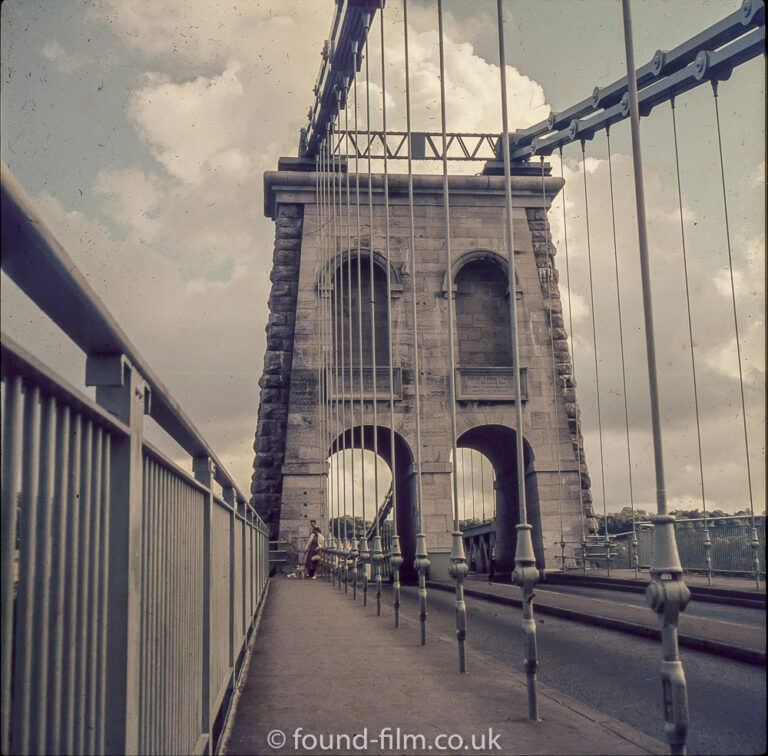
622, 4, 689, 752
313, 153, 323, 553
605, 127, 639, 579
353, 45, 370, 602
328, 131, 337, 576
470, 450, 476, 524
332, 116, 342, 585
580, 139, 611, 576
498, 0, 539, 717
319, 138, 329, 559
461, 449, 468, 523
437, 0, 469, 674
363, 14, 385, 616
334, 94, 348, 590
324, 131, 335, 578
711, 80, 759, 590
379, 7, 404, 627
668, 101, 710, 585
480, 455, 486, 522
345, 91, 359, 598
402, 0, 429, 646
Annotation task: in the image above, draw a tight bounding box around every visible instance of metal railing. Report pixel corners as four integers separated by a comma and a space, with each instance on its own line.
616, 516, 766, 575
1, 163, 270, 756
553, 516, 765, 577
553, 537, 619, 574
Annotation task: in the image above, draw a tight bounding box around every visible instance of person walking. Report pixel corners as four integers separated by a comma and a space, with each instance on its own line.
304, 520, 324, 579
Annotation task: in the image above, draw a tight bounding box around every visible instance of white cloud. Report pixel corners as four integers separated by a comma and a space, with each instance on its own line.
128, 65, 247, 184
93, 166, 163, 239
41, 39, 92, 76
95, 0, 327, 68
376, 18, 549, 135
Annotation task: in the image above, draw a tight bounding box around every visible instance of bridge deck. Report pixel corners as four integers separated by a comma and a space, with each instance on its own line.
222, 579, 663, 756
429, 574, 765, 665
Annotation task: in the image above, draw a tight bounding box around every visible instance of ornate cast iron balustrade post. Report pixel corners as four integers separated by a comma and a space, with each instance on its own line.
332, 536, 339, 587
749, 526, 761, 591
631, 530, 640, 578
350, 535, 359, 600
390, 535, 403, 628
645, 516, 690, 754
329, 538, 335, 582
414, 533, 430, 645
335, 537, 342, 588
323, 535, 329, 583
331, 532, 338, 588
702, 524, 713, 586
359, 533, 370, 607
342, 537, 349, 593
512, 524, 540, 721
321, 531, 327, 582
448, 532, 469, 672
372, 533, 384, 615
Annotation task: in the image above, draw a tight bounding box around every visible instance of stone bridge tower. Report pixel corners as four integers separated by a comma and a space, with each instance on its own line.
251, 160, 595, 580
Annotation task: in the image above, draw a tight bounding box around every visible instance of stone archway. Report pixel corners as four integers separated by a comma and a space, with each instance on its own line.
331, 425, 418, 583
457, 424, 544, 579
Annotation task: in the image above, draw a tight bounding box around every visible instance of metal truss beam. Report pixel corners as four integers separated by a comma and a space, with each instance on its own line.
333, 131, 500, 161
503, 0, 764, 161
303, 0, 384, 160
300, 0, 763, 166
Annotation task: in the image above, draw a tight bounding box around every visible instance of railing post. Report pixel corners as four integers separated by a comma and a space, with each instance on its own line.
223, 486, 236, 670
749, 525, 762, 590
86, 354, 148, 755
193, 456, 216, 753
238, 501, 247, 643
242, 503, 251, 631
1, 375, 23, 755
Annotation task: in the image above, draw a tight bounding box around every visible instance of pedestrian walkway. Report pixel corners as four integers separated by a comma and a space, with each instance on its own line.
222, 579, 665, 756
429, 572, 765, 665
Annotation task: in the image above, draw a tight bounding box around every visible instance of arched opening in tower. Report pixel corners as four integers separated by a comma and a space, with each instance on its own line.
333, 255, 389, 369
457, 425, 545, 580
329, 425, 418, 583
450, 448, 496, 573
455, 258, 513, 367
325, 447, 392, 546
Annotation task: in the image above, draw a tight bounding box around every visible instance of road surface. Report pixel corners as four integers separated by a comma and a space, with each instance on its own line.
388, 584, 766, 756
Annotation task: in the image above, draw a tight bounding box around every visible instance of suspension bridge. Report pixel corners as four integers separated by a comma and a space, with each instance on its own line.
1, 0, 765, 754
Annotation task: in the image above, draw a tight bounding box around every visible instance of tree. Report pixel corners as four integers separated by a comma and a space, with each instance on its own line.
598, 507, 651, 535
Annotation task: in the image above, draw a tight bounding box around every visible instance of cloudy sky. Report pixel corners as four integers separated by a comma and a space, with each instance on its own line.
1, 0, 764, 517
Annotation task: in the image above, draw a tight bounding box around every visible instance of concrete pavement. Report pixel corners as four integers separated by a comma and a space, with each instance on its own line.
222, 578, 666, 756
